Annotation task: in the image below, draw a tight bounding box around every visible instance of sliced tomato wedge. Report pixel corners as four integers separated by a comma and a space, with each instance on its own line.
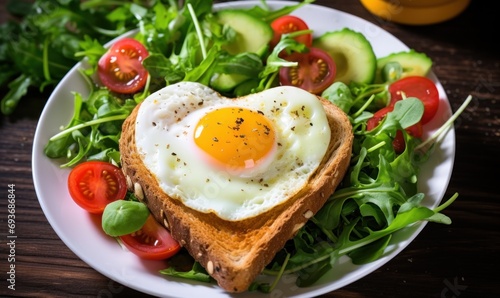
390, 130, 406, 154
270, 15, 313, 48
98, 37, 149, 94
366, 106, 391, 131
388, 76, 439, 124
67, 161, 127, 214
366, 105, 423, 154
120, 215, 181, 260
279, 47, 336, 94
367, 105, 423, 138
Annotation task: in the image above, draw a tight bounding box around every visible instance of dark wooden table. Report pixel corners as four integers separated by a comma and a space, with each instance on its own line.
1, 0, 498, 297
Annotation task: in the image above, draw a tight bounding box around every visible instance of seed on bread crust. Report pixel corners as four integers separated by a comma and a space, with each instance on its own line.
293, 222, 305, 233
134, 182, 144, 201
207, 261, 214, 274
126, 175, 133, 190
160, 210, 170, 229
303, 210, 314, 219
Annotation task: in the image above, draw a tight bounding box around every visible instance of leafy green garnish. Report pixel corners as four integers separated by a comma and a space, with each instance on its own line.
102, 200, 150, 237
160, 260, 212, 283
255, 89, 471, 290
44, 84, 136, 167
0, 0, 151, 115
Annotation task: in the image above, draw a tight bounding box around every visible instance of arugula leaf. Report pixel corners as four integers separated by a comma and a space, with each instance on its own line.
384, 97, 424, 131
1, 74, 32, 115
242, 0, 315, 22
213, 52, 263, 77
347, 234, 392, 265
322, 82, 356, 114
44, 84, 136, 167
254, 32, 308, 92
0, 0, 152, 115
160, 261, 212, 283
261, 81, 463, 289
143, 53, 185, 84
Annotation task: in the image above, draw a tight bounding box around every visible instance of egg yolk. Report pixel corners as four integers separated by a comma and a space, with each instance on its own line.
194, 107, 276, 171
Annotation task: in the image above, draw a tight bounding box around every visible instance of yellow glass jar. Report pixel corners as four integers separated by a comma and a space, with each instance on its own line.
360, 0, 471, 25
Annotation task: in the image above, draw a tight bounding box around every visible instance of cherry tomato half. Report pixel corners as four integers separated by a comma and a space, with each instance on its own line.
279, 47, 336, 95
389, 76, 439, 124
270, 15, 313, 48
366, 105, 423, 154
67, 161, 127, 214
120, 215, 181, 260
98, 37, 149, 94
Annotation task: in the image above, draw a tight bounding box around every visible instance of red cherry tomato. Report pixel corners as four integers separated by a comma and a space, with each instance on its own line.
388, 76, 439, 124
366, 105, 423, 154
67, 161, 127, 214
366, 106, 392, 132
270, 15, 313, 48
98, 37, 149, 94
279, 47, 336, 94
119, 215, 181, 260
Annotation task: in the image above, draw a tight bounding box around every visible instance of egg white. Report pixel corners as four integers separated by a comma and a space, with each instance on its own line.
135, 82, 331, 221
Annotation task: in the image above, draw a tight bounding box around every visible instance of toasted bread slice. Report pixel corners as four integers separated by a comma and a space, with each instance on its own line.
119, 87, 353, 293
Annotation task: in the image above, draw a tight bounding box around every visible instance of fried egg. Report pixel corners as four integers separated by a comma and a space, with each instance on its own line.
135, 82, 331, 221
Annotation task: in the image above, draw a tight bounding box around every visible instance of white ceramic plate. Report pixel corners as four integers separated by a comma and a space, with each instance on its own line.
32, 1, 455, 297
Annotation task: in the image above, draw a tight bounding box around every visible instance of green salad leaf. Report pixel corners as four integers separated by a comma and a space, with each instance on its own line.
160, 260, 212, 283
44, 84, 136, 167
0, 0, 152, 115
102, 200, 150, 237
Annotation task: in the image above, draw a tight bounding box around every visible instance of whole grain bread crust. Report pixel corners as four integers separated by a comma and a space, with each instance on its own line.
119, 92, 353, 293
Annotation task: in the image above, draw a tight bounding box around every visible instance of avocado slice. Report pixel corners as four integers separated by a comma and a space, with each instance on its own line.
375, 50, 433, 83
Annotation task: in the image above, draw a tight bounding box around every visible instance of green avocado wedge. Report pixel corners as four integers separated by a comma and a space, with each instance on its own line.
375, 50, 433, 83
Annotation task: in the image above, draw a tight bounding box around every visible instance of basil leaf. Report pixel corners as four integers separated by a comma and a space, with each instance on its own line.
102, 200, 150, 237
